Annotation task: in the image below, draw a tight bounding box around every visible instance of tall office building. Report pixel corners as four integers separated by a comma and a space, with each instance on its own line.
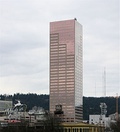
50, 19, 83, 122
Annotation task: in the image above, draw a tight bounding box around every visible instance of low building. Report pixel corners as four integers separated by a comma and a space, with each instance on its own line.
89, 114, 111, 128
28, 107, 47, 123
109, 113, 120, 120
58, 122, 105, 132
0, 100, 12, 115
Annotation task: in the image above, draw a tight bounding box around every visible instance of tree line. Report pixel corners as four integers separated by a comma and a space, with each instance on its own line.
0, 93, 120, 120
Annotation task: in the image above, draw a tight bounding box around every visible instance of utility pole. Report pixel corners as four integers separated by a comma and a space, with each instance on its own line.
116, 93, 118, 121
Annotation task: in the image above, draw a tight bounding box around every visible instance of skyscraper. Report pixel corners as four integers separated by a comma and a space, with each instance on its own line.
50, 19, 83, 122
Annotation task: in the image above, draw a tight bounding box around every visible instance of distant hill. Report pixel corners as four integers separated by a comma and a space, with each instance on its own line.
83, 96, 120, 120
0, 94, 120, 120
0, 93, 49, 111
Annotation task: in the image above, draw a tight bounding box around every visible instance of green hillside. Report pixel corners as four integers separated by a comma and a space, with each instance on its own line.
0, 94, 120, 120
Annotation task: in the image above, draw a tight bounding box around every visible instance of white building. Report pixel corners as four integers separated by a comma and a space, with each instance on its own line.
0, 100, 12, 114
89, 114, 111, 128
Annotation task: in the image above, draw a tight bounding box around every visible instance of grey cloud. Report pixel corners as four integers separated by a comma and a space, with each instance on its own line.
0, 48, 48, 76
0, 0, 119, 96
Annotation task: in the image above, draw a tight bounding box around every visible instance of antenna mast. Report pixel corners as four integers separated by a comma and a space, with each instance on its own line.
103, 68, 106, 97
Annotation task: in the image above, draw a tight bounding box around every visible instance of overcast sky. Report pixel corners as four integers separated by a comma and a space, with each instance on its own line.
0, 0, 119, 97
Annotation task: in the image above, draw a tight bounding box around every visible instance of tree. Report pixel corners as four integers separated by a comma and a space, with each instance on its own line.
43, 114, 63, 132
110, 118, 120, 132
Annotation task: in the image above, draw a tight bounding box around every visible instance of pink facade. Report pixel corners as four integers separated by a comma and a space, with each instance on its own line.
50, 19, 83, 122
